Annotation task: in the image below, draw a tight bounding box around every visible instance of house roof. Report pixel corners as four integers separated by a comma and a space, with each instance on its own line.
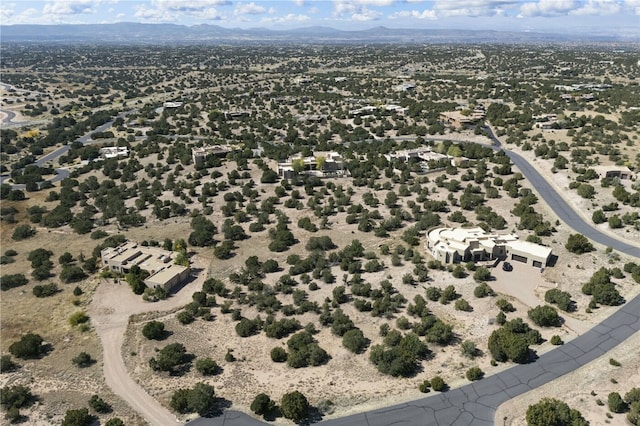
506, 240, 552, 259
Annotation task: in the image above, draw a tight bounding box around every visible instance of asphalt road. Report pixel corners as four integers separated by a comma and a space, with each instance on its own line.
1, 109, 135, 189
187, 129, 640, 426
185, 290, 640, 426
483, 125, 640, 258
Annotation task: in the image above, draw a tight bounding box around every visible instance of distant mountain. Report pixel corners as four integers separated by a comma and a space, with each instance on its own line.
0, 23, 631, 44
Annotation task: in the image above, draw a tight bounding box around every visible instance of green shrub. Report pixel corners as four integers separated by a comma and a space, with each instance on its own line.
431, 376, 446, 391
11, 224, 36, 241
69, 311, 90, 326
419, 380, 431, 393
270, 347, 288, 363
88, 394, 111, 413
72, 352, 94, 367
1, 274, 28, 291
550, 335, 563, 345
526, 398, 587, 426
466, 367, 484, 381
32, 283, 59, 298
496, 298, 515, 312
528, 305, 560, 327
8, 333, 45, 359
195, 357, 218, 376
251, 393, 276, 417
455, 299, 472, 312
280, 391, 309, 423
342, 328, 367, 354
608, 392, 626, 413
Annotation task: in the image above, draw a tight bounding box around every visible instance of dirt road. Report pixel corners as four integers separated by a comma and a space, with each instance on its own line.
89, 258, 207, 426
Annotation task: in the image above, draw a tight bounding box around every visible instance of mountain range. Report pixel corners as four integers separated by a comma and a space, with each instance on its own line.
0, 23, 634, 44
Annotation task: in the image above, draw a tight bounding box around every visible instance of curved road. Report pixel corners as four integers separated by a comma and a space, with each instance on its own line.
1, 109, 136, 189
186, 129, 640, 426
189, 291, 640, 426
483, 125, 640, 258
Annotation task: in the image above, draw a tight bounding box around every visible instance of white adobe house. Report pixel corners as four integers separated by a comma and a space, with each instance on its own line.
100, 146, 129, 159
277, 151, 348, 179
426, 227, 553, 268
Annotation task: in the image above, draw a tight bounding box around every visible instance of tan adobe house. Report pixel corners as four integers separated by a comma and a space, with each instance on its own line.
426, 227, 552, 268
101, 241, 190, 291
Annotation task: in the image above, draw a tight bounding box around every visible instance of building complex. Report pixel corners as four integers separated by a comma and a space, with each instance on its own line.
101, 241, 190, 291
426, 227, 553, 268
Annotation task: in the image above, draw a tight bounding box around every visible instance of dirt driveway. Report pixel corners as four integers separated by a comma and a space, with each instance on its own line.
88, 257, 208, 426
491, 260, 591, 336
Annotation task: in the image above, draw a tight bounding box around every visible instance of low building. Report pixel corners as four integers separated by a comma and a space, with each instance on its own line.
440, 108, 485, 128
277, 151, 348, 179
101, 241, 190, 292
592, 166, 634, 181
394, 82, 416, 92
163, 101, 183, 108
192, 144, 239, 166
223, 111, 250, 120
100, 146, 129, 159
426, 227, 552, 268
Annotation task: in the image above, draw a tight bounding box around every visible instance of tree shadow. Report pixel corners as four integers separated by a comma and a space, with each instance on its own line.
202, 397, 232, 418
302, 406, 324, 425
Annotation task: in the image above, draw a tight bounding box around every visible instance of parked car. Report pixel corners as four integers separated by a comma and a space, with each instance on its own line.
502, 262, 513, 271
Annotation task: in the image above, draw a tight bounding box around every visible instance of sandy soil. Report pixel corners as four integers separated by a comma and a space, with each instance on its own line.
88, 256, 209, 426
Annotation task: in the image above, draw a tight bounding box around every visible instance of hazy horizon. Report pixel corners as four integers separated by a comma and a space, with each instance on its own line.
2, 0, 639, 38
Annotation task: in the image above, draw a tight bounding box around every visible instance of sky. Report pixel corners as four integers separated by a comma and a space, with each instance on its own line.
1, 0, 639, 36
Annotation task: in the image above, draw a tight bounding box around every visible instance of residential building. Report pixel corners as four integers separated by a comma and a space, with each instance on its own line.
192, 144, 239, 166
426, 227, 552, 268
440, 107, 486, 128
394, 82, 416, 92
384, 147, 454, 173
101, 241, 190, 292
277, 151, 348, 179
100, 146, 129, 159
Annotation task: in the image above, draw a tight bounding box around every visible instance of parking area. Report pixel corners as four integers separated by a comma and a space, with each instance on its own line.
489, 260, 552, 309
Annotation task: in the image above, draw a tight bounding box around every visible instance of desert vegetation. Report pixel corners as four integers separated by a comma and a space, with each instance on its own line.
1, 42, 639, 424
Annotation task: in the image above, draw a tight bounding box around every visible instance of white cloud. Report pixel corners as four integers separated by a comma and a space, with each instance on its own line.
519, 0, 578, 17
353, 8, 383, 20
43, 0, 115, 16
136, 0, 228, 22
234, 2, 267, 15
151, 0, 230, 12
261, 13, 310, 23
570, 0, 621, 16
433, 0, 520, 17
390, 9, 437, 19
333, 0, 395, 18
293, 0, 305, 6
134, 5, 173, 22
625, 0, 640, 14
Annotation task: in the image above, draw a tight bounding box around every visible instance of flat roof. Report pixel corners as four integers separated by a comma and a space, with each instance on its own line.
146, 264, 188, 286
507, 240, 552, 259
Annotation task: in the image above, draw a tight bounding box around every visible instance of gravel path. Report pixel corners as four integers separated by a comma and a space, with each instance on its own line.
89, 258, 207, 426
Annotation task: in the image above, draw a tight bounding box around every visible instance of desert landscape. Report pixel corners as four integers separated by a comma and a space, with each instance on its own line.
1, 35, 639, 426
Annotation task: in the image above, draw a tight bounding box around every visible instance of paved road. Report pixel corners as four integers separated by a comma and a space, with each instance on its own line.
483, 125, 640, 258
187, 129, 640, 426
186, 291, 640, 426
0, 109, 135, 189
